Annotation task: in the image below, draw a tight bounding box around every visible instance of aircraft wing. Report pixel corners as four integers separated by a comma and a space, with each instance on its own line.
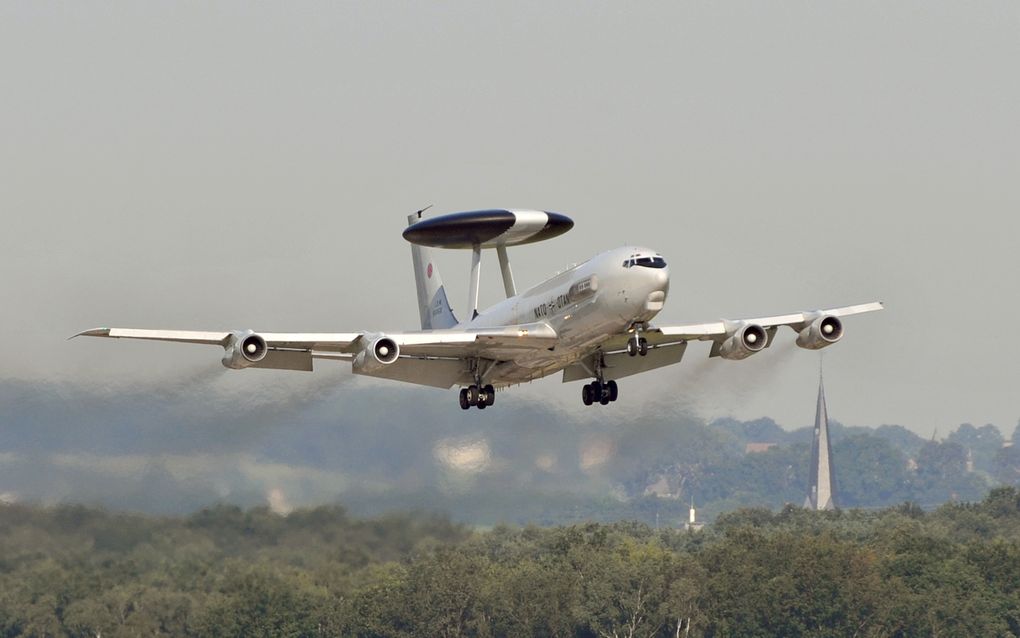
594, 301, 883, 359
655, 301, 885, 342
72, 322, 558, 373
72, 328, 362, 351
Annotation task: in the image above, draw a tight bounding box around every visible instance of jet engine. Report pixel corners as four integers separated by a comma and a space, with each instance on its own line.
221, 330, 268, 369
353, 335, 400, 373
717, 323, 768, 360
796, 315, 844, 350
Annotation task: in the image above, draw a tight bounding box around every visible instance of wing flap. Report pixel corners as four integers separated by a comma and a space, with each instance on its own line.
562, 342, 688, 383
252, 350, 314, 371
258, 333, 362, 352
354, 357, 468, 389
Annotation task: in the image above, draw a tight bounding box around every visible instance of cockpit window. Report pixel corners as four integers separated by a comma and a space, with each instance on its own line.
625, 256, 666, 268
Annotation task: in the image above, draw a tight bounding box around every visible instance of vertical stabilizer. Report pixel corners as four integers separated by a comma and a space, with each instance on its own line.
408, 214, 459, 330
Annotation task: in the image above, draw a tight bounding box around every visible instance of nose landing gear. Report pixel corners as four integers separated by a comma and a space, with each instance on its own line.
627, 331, 649, 357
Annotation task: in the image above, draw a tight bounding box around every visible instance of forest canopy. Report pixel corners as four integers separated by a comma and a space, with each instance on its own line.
3, 488, 1020, 637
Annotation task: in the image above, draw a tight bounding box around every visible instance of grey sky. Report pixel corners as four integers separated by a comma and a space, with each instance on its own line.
2, 2, 1018, 435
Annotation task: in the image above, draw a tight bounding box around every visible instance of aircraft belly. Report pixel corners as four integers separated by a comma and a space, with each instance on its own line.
486, 311, 630, 386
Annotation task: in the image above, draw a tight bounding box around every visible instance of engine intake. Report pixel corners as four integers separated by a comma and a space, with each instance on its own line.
372, 337, 399, 364
718, 323, 767, 360
796, 315, 844, 350
221, 330, 268, 369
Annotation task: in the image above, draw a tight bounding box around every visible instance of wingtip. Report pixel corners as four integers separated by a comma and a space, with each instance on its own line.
69, 327, 111, 340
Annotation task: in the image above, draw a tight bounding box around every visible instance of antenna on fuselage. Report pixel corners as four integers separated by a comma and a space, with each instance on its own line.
415, 204, 433, 219
402, 209, 574, 320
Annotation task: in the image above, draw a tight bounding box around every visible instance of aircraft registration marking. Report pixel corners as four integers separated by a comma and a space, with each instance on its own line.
533, 293, 572, 319
532, 277, 596, 320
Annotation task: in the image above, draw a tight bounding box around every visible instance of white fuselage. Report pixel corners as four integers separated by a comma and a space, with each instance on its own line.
462, 246, 670, 384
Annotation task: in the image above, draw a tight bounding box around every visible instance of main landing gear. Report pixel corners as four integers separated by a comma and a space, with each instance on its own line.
582, 379, 618, 406
459, 384, 495, 410
582, 351, 619, 406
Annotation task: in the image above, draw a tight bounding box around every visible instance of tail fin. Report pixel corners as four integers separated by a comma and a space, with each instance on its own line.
408, 214, 459, 329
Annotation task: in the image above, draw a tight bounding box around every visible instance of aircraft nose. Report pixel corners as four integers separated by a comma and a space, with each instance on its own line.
654, 266, 668, 287
642, 266, 669, 311
646, 264, 669, 292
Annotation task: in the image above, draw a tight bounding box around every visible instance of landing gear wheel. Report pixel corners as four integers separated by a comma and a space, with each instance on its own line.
607, 380, 619, 402
638, 338, 648, 356
459, 388, 470, 410
484, 385, 495, 407
627, 339, 638, 357
582, 384, 593, 406
599, 391, 611, 405
591, 380, 603, 401
468, 385, 480, 406
477, 401, 486, 410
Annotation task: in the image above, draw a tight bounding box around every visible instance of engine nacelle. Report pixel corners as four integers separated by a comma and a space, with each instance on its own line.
717, 323, 768, 360
353, 335, 400, 373
221, 330, 268, 369
796, 315, 844, 350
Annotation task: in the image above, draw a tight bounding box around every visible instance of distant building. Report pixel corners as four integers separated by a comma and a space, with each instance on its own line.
745, 442, 777, 454
805, 373, 837, 511
684, 497, 704, 532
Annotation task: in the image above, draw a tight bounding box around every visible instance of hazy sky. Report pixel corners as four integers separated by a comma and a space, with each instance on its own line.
2, 2, 1018, 435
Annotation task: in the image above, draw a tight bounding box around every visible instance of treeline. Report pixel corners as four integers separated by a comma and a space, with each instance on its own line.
4, 377, 1017, 523
616, 418, 1020, 520
4, 489, 1020, 636
337, 419, 1020, 527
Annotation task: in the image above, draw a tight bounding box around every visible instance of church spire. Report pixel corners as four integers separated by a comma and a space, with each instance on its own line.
805, 365, 836, 510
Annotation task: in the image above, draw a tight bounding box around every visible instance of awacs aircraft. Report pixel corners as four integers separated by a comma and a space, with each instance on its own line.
76, 209, 883, 410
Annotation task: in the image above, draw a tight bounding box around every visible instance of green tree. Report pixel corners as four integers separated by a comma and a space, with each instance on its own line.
192, 565, 336, 638
947, 423, 1004, 474
994, 445, 1020, 487
380, 547, 496, 638
575, 536, 703, 638
699, 528, 892, 637
833, 434, 910, 506
489, 557, 581, 637
912, 440, 988, 504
